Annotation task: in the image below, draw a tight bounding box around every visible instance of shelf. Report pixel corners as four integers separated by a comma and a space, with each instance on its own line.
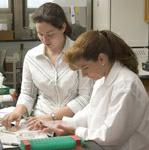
4, 59, 21, 89
4, 70, 21, 74
0, 39, 39, 42
5, 70, 20, 74
4, 81, 20, 84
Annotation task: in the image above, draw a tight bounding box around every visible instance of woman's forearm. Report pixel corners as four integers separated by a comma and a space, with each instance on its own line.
14, 104, 28, 116
52, 106, 74, 120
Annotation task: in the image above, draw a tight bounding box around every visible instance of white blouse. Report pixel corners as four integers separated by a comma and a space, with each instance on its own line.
63, 62, 149, 150
17, 37, 93, 115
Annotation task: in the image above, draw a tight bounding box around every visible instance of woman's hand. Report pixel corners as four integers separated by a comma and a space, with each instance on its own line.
27, 115, 51, 130
42, 124, 75, 136
1, 111, 22, 130
1, 104, 27, 131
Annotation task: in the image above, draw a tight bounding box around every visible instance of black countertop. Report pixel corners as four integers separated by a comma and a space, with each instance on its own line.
140, 75, 149, 80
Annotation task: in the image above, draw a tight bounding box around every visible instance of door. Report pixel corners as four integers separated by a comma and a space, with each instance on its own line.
111, 0, 148, 47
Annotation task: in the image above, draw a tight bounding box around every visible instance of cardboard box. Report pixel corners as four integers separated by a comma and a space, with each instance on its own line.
0, 30, 14, 40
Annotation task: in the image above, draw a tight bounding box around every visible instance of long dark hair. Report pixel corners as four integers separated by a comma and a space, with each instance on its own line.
32, 2, 72, 37
100, 30, 138, 74
64, 30, 138, 74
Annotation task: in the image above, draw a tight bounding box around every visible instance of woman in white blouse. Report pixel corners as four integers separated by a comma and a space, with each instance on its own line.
43, 30, 149, 150
1, 3, 93, 129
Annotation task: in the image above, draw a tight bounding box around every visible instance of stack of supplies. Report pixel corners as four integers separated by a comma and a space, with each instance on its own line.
0, 86, 16, 103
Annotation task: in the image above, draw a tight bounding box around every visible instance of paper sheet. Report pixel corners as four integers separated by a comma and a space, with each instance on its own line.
0, 107, 50, 149
0, 106, 15, 119
0, 119, 48, 149
0, 127, 19, 149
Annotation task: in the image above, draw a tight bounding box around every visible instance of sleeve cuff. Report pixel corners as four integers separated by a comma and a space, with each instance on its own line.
75, 127, 88, 140
67, 100, 83, 113
17, 94, 34, 115
62, 116, 77, 128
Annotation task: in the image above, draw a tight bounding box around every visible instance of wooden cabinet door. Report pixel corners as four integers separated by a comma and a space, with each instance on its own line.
145, 0, 149, 22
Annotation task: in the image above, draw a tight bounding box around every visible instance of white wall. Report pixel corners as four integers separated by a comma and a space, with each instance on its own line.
93, 0, 149, 47
93, 0, 110, 30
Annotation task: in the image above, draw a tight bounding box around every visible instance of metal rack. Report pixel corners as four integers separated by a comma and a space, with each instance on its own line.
4, 56, 21, 89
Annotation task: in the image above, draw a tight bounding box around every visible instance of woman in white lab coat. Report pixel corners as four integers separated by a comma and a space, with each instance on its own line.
43, 30, 149, 150
1, 2, 93, 129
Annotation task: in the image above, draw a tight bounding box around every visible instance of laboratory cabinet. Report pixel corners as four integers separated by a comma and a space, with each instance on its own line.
0, 40, 40, 91
4, 57, 21, 90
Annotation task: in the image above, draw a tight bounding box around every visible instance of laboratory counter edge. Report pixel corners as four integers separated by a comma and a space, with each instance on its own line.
1, 140, 104, 150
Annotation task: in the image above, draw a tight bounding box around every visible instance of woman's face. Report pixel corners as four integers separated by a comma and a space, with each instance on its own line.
74, 54, 110, 80
36, 22, 66, 49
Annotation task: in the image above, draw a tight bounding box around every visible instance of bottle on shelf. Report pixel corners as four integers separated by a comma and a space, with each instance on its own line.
0, 72, 4, 87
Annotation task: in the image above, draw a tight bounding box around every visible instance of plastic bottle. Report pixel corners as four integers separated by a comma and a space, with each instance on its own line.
0, 72, 4, 87
9, 89, 17, 101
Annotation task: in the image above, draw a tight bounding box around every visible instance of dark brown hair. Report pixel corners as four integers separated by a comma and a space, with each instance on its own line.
64, 30, 138, 74
32, 2, 72, 37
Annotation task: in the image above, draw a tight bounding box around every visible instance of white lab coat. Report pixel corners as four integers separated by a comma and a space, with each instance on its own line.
63, 62, 149, 150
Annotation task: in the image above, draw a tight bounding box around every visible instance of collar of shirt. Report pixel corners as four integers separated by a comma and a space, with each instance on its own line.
104, 61, 123, 86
